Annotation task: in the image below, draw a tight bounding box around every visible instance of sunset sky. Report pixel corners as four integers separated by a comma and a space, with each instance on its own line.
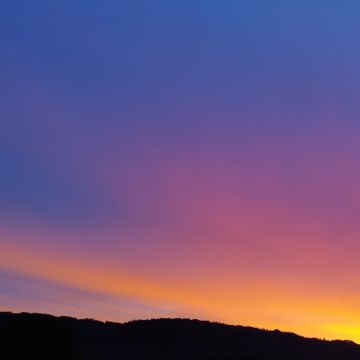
2, 1, 360, 342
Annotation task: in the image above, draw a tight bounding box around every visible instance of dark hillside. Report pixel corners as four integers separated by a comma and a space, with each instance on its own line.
1, 312, 359, 359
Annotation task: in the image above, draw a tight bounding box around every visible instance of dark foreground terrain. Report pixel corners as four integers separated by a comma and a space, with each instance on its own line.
1, 312, 359, 359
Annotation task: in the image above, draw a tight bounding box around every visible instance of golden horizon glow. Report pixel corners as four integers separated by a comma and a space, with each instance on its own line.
2, 232, 360, 343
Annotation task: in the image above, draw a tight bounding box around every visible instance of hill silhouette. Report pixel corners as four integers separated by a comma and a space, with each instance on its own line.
1, 312, 359, 359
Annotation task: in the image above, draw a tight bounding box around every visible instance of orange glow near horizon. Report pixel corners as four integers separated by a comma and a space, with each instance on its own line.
2, 228, 360, 343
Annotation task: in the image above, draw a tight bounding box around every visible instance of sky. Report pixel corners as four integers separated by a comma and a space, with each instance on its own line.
1, 0, 360, 342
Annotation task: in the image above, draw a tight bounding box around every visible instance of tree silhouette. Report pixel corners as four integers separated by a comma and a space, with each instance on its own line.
1, 312, 359, 359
